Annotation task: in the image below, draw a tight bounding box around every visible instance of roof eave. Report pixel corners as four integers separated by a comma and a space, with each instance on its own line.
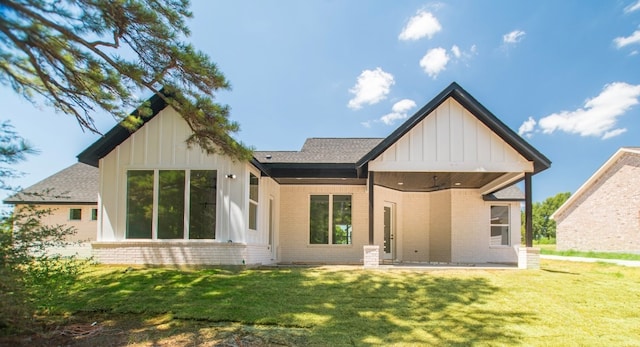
77, 90, 168, 167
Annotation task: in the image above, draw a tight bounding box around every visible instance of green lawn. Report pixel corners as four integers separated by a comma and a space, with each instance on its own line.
534, 243, 640, 260
26, 260, 640, 346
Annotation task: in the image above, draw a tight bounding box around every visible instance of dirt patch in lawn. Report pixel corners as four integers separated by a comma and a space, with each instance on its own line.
0, 312, 307, 346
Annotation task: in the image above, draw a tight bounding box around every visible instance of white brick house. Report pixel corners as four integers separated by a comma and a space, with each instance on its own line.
75, 82, 550, 266
553, 148, 640, 253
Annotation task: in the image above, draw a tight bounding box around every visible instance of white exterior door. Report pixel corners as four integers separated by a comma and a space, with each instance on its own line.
383, 202, 396, 260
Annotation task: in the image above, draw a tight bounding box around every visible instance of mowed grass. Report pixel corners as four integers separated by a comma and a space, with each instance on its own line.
39, 260, 640, 346
536, 243, 640, 260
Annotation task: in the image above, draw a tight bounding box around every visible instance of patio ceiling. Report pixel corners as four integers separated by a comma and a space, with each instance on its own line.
373, 172, 506, 192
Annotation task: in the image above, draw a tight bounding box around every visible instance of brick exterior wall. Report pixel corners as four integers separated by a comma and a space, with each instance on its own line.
92, 241, 274, 266
556, 153, 640, 252
278, 185, 368, 264
450, 190, 520, 264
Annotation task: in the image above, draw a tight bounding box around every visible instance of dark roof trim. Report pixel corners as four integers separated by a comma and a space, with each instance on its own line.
482, 195, 525, 202
78, 90, 168, 167
261, 163, 360, 179
4, 200, 98, 205
250, 158, 269, 176
357, 82, 552, 174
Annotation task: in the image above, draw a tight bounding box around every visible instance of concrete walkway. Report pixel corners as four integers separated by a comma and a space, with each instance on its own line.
541, 254, 640, 267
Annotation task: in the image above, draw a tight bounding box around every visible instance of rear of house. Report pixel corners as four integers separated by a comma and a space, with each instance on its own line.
71, 82, 550, 266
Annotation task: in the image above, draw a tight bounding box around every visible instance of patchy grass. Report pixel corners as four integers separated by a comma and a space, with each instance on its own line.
2, 260, 640, 346
535, 243, 640, 260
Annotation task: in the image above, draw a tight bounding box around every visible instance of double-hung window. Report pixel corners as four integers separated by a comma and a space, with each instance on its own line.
126, 170, 217, 239
249, 173, 259, 230
490, 205, 510, 246
309, 194, 352, 245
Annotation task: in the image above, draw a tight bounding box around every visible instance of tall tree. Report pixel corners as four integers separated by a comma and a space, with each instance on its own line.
521, 192, 571, 241
0, 0, 252, 160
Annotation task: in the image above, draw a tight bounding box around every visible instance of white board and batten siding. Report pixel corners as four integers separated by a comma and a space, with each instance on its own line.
96, 107, 277, 265
369, 98, 533, 173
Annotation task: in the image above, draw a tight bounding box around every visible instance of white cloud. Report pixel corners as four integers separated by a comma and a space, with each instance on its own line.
420, 47, 450, 78
518, 116, 537, 138
380, 99, 417, 125
451, 45, 461, 58
398, 10, 442, 41
602, 128, 628, 139
532, 82, 640, 139
503, 30, 526, 44
614, 30, 640, 48
347, 68, 395, 110
625, 0, 640, 13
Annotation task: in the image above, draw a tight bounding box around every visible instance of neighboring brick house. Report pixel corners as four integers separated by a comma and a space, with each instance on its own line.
72, 82, 550, 266
3, 163, 99, 257
553, 148, 640, 253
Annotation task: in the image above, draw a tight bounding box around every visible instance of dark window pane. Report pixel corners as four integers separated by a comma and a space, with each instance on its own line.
69, 208, 82, 220
189, 170, 216, 239
249, 202, 258, 230
158, 170, 185, 239
310, 195, 329, 244
490, 206, 509, 225
332, 195, 352, 244
491, 226, 510, 246
249, 173, 259, 202
126, 171, 153, 238
91, 208, 98, 221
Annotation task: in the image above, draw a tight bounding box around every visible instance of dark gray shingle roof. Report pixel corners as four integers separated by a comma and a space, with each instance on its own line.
254, 138, 384, 164
484, 185, 525, 201
4, 163, 98, 204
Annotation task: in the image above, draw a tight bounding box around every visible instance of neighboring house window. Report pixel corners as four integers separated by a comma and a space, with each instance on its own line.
69, 208, 82, 221
490, 205, 510, 246
249, 173, 259, 230
309, 195, 352, 245
126, 170, 217, 239
91, 208, 98, 221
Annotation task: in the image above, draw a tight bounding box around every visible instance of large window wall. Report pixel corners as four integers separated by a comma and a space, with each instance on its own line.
126, 170, 217, 239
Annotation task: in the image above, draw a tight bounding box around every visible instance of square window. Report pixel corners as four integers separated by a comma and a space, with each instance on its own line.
69, 208, 82, 221
309, 195, 352, 245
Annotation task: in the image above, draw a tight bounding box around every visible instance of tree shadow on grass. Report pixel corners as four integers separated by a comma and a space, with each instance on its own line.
46, 267, 536, 346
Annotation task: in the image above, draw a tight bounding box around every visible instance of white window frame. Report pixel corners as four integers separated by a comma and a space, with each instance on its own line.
125, 169, 218, 240
490, 204, 511, 247
308, 194, 353, 246
248, 172, 259, 231
69, 208, 82, 221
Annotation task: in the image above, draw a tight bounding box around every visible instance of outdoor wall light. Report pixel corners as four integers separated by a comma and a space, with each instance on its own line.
226, 174, 237, 179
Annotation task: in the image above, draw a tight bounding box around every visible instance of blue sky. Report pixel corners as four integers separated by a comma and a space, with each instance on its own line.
3, 0, 640, 202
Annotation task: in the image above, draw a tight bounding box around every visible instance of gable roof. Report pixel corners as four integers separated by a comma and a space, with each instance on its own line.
552, 147, 640, 220
77, 91, 167, 167
357, 82, 551, 174
77, 91, 269, 175
4, 163, 98, 204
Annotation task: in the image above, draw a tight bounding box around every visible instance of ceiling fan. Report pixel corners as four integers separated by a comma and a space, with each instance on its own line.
424, 175, 446, 192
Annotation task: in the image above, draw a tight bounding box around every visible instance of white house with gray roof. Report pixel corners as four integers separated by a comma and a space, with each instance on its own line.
4, 163, 99, 257
75, 82, 550, 266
